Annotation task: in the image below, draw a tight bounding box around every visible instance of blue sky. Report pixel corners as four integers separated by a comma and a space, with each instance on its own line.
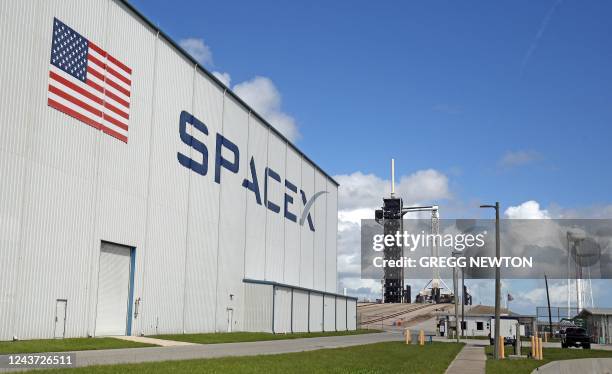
130, 0, 612, 313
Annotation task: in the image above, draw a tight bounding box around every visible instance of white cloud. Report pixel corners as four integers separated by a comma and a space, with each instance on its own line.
212, 71, 231, 87
515, 280, 569, 307
498, 150, 541, 168
178, 37, 300, 142
179, 38, 213, 66
233, 76, 300, 142
504, 200, 550, 219
335, 170, 450, 212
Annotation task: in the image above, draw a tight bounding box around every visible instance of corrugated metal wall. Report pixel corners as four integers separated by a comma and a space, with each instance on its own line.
273, 287, 292, 334
292, 290, 309, 333
309, 293, 324, 332
244, 282, 355, 334
243, 283, 273, 332
0, 0, 340, 340
335, 298, 347, 331
347, 299, 357, 330
323, 295, 336, 332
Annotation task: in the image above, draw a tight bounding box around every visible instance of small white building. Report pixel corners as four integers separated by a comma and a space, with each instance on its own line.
438, 305, 534, 338
578, 308, 612, 344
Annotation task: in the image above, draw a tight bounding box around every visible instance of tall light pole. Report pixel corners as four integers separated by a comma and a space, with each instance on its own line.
452, 250, 460, 343
480, 202, 501, 360
461, 267, 465, 338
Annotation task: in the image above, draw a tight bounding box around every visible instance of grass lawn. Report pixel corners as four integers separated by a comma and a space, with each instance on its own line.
0, 337, 156, 354
485, 345, 612, 374
149, 329, 382, 344
30, 341, 464, 373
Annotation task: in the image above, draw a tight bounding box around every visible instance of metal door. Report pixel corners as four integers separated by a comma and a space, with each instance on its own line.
95, 242, 131, 336
54, 299, 67, 339
227, 308, 234, 332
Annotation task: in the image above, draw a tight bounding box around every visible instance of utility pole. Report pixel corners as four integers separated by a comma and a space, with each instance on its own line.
480, 202, 501, 359
461, 267, 465, 338
453, 251, 460, 342
545, 275, 553, 336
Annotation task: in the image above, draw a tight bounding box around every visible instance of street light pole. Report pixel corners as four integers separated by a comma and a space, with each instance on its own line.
454, 258, 459, 342
461, 267, 465, 338
452, 250, 460, 343
481, 202, 501, 360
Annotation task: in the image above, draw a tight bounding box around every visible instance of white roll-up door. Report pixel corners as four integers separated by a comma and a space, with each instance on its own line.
95, 243, 131, 336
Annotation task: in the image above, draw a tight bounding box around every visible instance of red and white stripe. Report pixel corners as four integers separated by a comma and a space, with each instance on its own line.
47, 42, 131, 143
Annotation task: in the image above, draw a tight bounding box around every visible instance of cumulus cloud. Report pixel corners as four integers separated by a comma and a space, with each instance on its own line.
504, 200, 550, 219
335, 169, 451, 300
498, 150, 541, 168
178, 37, 300, 142
548, 203, 612, 219
212, 71, 231, 87
179, 38, 213, 66
234, 76, 300, 142
335, 170, 450, 212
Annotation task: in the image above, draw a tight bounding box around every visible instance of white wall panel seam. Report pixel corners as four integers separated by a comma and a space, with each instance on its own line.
282, 141, 287, 282
241, 110, 251, 280
8, 0, 38, 336
87, 0, 111, 337
212, 88, 227, 331
181, 64, 197, 333
312, 166, 316, 287
7, 0, 48, 338
298, 156, 303, 286
138, 30, 160, 334
311, 167, 315, 288
324, 177, 328, 291
263, 126, 269, 280
240, 111, 250, 327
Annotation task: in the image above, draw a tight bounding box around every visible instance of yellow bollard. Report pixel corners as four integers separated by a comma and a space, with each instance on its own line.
538, 337, 543, 360
530, 336, 535, 358
419, 329, 425, 346
405, 328, 411, 344
499, 336, 505, 359
544, 332, 548, 343
535, 336, 540, 360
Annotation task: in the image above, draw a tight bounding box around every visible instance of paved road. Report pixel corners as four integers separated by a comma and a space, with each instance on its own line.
533, 358, 612, 374
1, 332, 401, 370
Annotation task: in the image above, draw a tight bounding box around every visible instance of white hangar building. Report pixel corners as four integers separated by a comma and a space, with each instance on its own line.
0, 0, 356, 340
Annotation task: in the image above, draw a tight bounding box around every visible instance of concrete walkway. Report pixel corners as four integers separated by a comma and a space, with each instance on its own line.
1, 332, 400, 370
111, 335, 196, 347
444, 344, 486, 374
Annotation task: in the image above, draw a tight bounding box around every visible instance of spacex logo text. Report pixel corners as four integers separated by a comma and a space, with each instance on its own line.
177, 110, 326, 231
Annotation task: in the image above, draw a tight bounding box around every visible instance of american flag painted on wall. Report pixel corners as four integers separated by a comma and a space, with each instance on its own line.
48, 18, 131, 143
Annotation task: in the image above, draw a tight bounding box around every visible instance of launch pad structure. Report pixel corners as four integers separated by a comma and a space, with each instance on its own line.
374, 159, 454, 304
